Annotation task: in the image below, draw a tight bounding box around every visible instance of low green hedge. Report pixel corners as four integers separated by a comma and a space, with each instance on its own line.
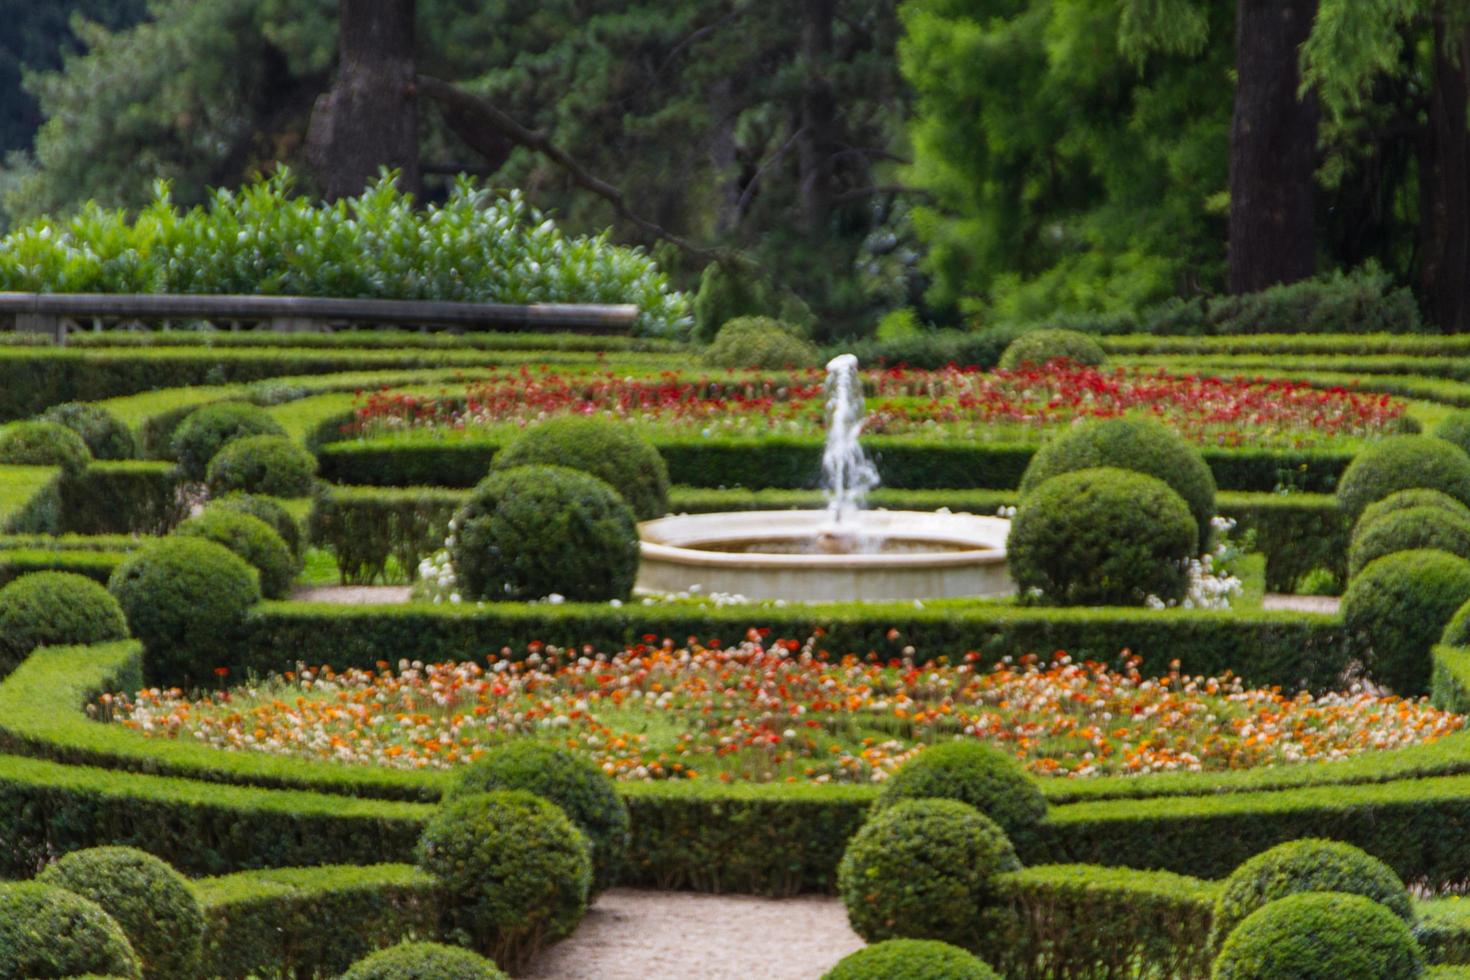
60, 462, 184, 535
68, 330, 684, 354
1416, 898, 1470, 967
0, 464, 61, 533
309, 485, 463, 583
0, 548, 126, 586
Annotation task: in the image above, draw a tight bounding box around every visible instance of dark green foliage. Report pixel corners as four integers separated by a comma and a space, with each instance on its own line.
837, 329, 1020, 371
416, 790, 591, 972
1210, 892, 1423, 980
837, 799, 1020, 949
40, 402, 136, 459
1436, 411, 1470, 458
1349, 506, 1470, 576
309, 485, 460, 584
1343, 549, 1470, 694
0, 419, 92, 474
1199, 267, 1424, 336
170, 402, 285, 481
1337, 437, 1470, 520
449, 465, 639, 602
451, 742, 630, 894
38, 846, 204, 980
1356, 489, 1470, 539
0, 570, 127, 674
1009, 467, 1196, 606
341, 942, 508, 980
703, 317, 821, 370
107, 536, 260, 685
688, 263, 815, 345
174, 510, 297, 600
491, 417, 670, 521
204, 435, 317, 498
1020, 417, 1217, 545
822, 939, 1000, 980
0, 881, 141, 979
998, 330, 1107, 370
0, 548, 126, 587
59, 461, 186, 535
1210, 839, 1411, 952
209, 492, 302, 557
875, 741, 1046, 848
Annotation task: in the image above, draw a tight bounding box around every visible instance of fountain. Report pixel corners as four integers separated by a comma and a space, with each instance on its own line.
635, 354, 1012, 601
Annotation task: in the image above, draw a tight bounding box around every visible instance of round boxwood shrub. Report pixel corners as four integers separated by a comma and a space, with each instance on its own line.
1341, 548, 1470, 695
703, 316, 821, 369
40, 402, 136, 460
0, 881, 142, 979
207, 492, 303, 557
171, 401, 286, 480
875, 741, 1046, 847
205, 434, 317, 498
822, 939, 1001, 980
174, 510, 297, 599
1348, 505, 1470, 577
1209, 839, 1412, 953
837, 799, 1020, 950
1211, 892, 1423, 980
491, 416, 670, 520
1337, 436, 1470, 521
998, 329, 1107, 370
416, 790, 592, 972
0, 420, 93, 475
1355, 488, 1470, 539
1435, 409, 1470, 457
38, 846, 204, 980
450, 741, 629, 894
1019, 417, 1215, 546
108, 536, 261, 684
341, 941, 507, 980
0, 571, 129, 674
1008, 467, 1196, 606
449, 465, 639, 602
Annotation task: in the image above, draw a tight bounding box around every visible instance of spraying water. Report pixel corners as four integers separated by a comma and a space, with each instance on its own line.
822, 354, 881, 526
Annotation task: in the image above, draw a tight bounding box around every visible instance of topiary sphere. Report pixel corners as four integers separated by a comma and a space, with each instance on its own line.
449, 465, 639, 602
207, 492, 303, 557
108, 536, 261, 685
0, 420, 93, 475
1019, 416, 1216, 546
340, 941, 508, 980
1008, 467, 1196, 606
491, 416, 670, 520
1348, 505, 1470, 577
1355, 488, 1470, 539
875, 741, 1046, 848
450, 741, 630, 894
0, 571, 129, 675
998, 329, 1107, 370
1337, 436, 1470, 521
38, 846, 204, 980
1211, 892, 1423, 980
837, 799, 1020, 950
1342, 548, 1470, 695
170, 401, 286, 481
174, 509, 297, 599
0, 881, 142, 979
822, 939, 1001, 980
40, 402, 136, 460
416, 790, 592, 972
1435, 409, 1470, 457
703, 316, 821, 369
1209, 839, 1412, 953
205, 435, 317, 498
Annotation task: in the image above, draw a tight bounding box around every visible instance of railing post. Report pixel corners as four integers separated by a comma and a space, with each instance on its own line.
15, 312, 65, 346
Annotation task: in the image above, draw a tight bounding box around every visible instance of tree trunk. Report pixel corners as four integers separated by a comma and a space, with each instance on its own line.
1418, 19, 1470, 331
797, 0, 838, 234
307, 0, 421, 200
1228, 0, 1319, 293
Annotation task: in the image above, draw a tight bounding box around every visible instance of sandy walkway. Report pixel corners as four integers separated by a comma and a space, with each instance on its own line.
290, 585, 412, 604
1261, 593, 1340, 614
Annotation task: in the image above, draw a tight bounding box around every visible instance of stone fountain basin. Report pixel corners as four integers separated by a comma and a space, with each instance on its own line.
637, 510, 1013, 602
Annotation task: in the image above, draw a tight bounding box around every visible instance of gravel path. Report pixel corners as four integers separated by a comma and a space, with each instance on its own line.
290, 585, 412, 604
1262, 593, 1340, 614
522, 889, 863, 980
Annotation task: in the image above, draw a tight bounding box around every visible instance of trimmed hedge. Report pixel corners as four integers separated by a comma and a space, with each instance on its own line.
309, 485, 462, 583
170, 402, 287, 480
59, 461, 184, 535
1349, 506, 1470, 577
341, 942, 507, 980
1211, 891, 1423, 979
823, 939, 1000, 980
490, 416, 670, 520
0, 548, 127, 587
0, 571, 128, 675
999, 329, 1107, 370
0, 881, 142, 979
40, 402, 136, 460
1343, 549, 1470, 694
175, 510, 298, 600
0, 419, 92, 474
1338, 437, 1470, 520
876, 741, 1047, 848
205, 434, 318, 498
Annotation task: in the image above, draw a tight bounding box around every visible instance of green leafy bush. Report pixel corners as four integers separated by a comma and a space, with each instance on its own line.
205, 435, 317, 498
1435, 410, 1470, 458
1337, 437, 1470, 521
837, 799, 1020, 950
1342, 549, 1470, 695
450, 741, 629, 894
491, 417, 670, 520
208, 492, 302, 557
108, 536, 261, 685
1009, 467, 1196, 606
38, 846, 204, 980
999, 329, 1107, 370
174, 510, 297, 599
170, 402, 285, 481
415, 790, 591, 972
875, 741, 1046, 847
340, 941, 507, 980
703, 317, 821, 370
449, 465, 639, 602
1201, 265, 1424, 336
40, 402, 136, 460
1349, 506, 1470, 577
0, 420, 92, 475
823, 939, 1000, 980
690, 262, 812, 342
0, 881, 142, 979
1019, 417, 1216, 546
1211, 892, 1423, 979
1209, 839, 1412, 952
1356, 489, 1470, 539
0, 571, 128, 675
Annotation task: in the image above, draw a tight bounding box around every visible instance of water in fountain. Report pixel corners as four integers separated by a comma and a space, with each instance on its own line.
821, 354, 881, 537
